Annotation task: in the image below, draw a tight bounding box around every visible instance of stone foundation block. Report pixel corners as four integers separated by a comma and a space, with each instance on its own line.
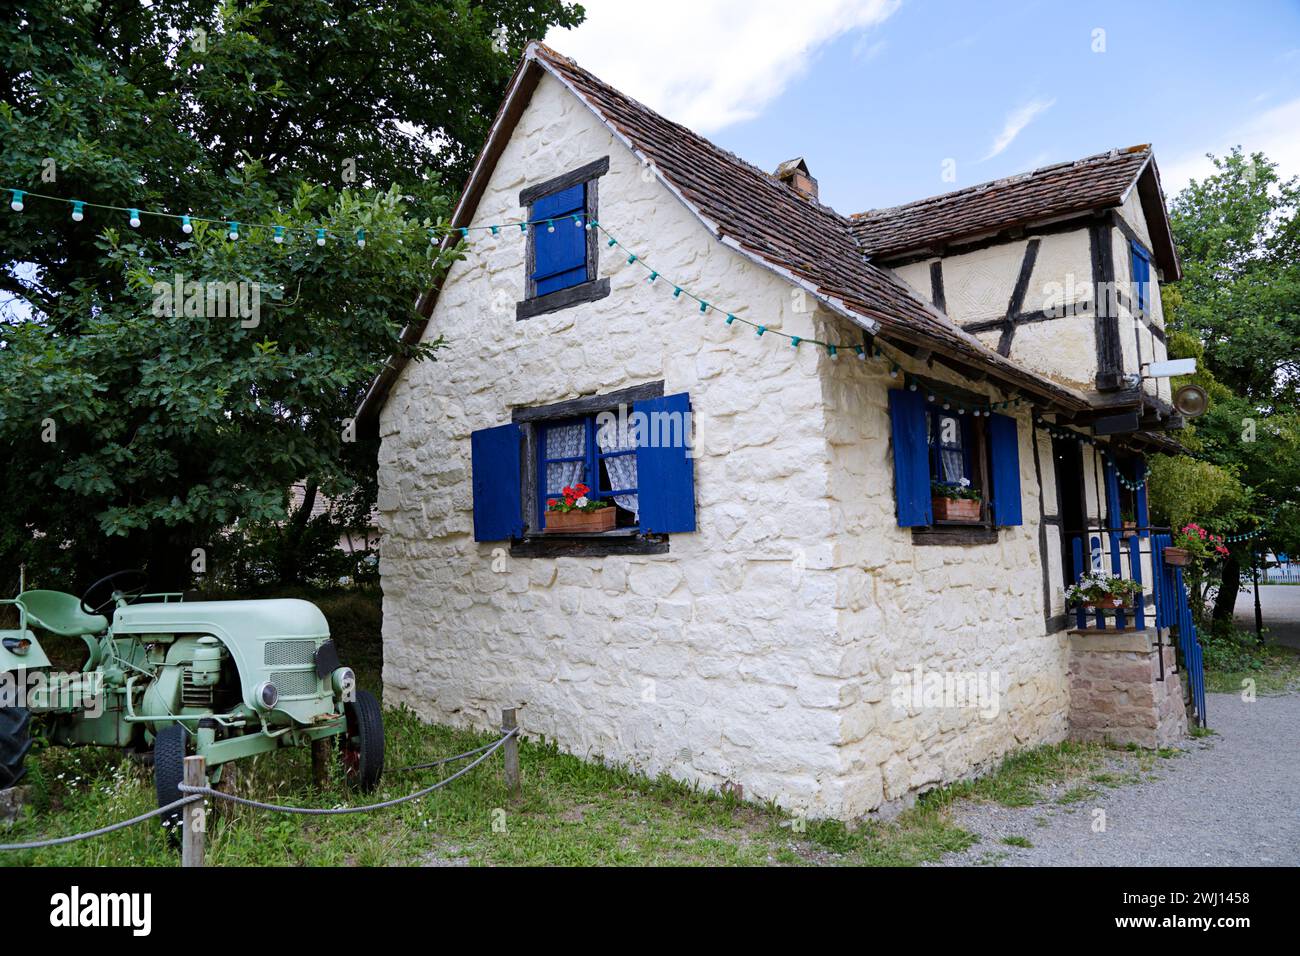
1067, 628, 1187, 749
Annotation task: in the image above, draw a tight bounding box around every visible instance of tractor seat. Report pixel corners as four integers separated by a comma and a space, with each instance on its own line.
17, 590, 109, 637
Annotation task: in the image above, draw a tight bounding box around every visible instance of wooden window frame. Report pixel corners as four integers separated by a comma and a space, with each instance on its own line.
510, 382, 669, 557
912, 393, 1000, 546
516, 157, 611, 321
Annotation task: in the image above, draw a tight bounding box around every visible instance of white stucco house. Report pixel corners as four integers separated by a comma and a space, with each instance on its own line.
356, 43, 1194, 819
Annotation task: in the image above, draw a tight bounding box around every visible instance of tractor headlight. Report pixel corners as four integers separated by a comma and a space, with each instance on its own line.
255, 680, 279, 710
331, 667, 355, 698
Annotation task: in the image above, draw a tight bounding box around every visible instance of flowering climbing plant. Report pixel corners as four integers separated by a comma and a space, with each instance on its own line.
1170, 523, 1230, 560
546, 483, 612, 513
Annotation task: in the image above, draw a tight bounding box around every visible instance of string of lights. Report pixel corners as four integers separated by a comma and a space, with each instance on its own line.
7, 185, 1024, 415
1033, 419, 1149, 489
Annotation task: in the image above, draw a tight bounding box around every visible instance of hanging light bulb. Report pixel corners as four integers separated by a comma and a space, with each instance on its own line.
181, 214, 192, 234
273, 225, 285, 244
9, 189, 24, 212
316, 228, 327, 247
228, 221, 239, 240
573, 215, 583, 227
71, 200, 85, 222
546, 219, 556, 233
129, 208, 141, 228
356, 228, 365, 248
828, 345, 838, 360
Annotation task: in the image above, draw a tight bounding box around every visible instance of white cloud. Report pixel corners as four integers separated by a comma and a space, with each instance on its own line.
545, 0, 900, 133
982, 96, 1055, 161
1160, 96, 1300, 196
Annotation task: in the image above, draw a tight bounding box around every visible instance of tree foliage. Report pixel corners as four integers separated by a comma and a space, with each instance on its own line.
0, 1, 583, 590
1156, 148, 1300, 626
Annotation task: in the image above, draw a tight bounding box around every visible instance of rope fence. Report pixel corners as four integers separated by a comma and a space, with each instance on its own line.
0, 708, 522, 866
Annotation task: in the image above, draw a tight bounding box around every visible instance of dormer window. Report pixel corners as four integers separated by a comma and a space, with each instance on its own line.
516, 156, 611, 320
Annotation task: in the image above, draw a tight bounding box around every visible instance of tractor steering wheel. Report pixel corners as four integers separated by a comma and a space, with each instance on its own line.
80, 569, 150, 616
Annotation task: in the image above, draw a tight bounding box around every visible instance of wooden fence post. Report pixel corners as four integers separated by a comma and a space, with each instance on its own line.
182, 755, 206, 868
501, 708, 520, 801
311, 738, 332, 788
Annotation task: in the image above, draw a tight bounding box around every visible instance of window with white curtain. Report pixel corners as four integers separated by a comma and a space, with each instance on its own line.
537, 414, 639, 529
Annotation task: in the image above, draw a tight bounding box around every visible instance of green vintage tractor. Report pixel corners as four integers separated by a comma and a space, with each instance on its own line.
0, 570, 384, 832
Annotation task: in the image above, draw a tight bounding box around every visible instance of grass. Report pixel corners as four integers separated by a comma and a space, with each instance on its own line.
1203, 642, 1300, 695
1001, 835, 1033, 848
3, 709, 984, 867
0, 588, 1177, 867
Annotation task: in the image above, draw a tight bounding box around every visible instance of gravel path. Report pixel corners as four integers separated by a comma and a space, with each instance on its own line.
933, 691, 1300, 866
1236, 584, 1300, 649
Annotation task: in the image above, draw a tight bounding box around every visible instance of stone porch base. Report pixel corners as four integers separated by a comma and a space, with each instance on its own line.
1067, 628, 1188, 749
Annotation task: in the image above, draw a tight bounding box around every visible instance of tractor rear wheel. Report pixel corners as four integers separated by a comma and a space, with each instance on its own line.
0, 706, 32, 790
153, 724, 187, 844
340, 690, 384, 792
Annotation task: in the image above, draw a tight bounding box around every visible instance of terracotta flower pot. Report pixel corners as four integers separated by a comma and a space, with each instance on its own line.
1163, 546, 1193, 567
1082, 595, 1132, 610
932, 496, 981, 521
544, 507, 617, 534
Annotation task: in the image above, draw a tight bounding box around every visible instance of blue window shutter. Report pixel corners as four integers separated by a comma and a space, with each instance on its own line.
1103, 457, 1122, 529
1135, 457, 1150, 537
987, 413, 1023, 526
634, 392, 695, 533
1130, 243, 1150, 311
532, 184, 587, 296
888, 389, 932, 527
470, 423, 523, 541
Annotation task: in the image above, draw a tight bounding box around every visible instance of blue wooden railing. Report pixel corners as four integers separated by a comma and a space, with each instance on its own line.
1153, 532, 1207, 728
1070, 528, 1150, 631
1069, 527, 1207, 727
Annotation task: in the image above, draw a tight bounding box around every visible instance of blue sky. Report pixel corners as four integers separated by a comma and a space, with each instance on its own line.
549, 0, 1300, 213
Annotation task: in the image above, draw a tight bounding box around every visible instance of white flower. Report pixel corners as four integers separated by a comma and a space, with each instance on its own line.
575, 496, 589, 507
958, 477, 971, 488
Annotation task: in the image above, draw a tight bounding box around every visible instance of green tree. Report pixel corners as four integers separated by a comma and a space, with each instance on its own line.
0, 1, 583, 591
1157, 149, 1300, 628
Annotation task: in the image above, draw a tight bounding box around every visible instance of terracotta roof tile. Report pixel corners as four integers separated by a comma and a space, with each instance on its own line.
848, 147, 1152, 259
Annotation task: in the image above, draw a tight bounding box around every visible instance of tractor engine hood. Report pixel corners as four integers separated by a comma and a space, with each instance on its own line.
113, 599, 337, 725
112, 599, 330, 640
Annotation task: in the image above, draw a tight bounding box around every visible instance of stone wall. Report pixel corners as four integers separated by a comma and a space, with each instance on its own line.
378, 72, 855, 815
816, 328, 1071, 811
1067, 630, 1187, 748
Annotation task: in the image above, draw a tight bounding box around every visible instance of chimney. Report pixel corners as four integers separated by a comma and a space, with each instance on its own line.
774, 158, 818, 201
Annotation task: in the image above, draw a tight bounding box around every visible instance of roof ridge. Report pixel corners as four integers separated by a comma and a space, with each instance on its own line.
850, 145, 1152, 221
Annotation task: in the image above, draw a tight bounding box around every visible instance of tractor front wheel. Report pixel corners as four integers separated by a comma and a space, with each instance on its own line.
340, 690, 384, 792
153, 724, 187, 844
0, 706, 32, 790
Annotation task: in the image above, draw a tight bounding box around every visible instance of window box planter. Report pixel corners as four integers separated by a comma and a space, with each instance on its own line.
1162, 546, 1193, 567
932, 497, 981, 522
545, 507, 617, 534
1122, 520, 1138, 537
1082, 596, 1132, 611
